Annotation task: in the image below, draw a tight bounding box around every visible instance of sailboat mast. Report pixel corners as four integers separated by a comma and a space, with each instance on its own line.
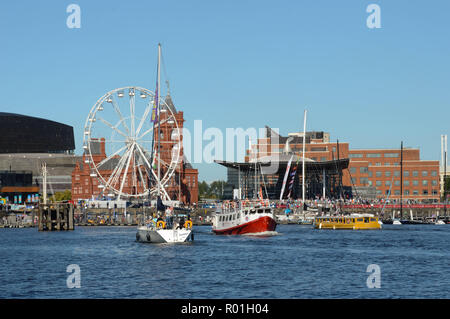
337, 139, 342, 199
42, 162, 47, 205
302, 109, 307, 205
444, 149, 447, 218
400, 141, 403, 219
157, 43, 161, 197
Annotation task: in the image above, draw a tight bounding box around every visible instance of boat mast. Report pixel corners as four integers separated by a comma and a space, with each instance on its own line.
400, 141, 403, 219
444, 149, 447, 219
302, 109, 307, 207
42, 162, 47, 205
337, 139, 342, 199
157, 43, 161, 197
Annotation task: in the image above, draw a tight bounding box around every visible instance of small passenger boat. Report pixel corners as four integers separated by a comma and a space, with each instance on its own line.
314, 214, 381, 230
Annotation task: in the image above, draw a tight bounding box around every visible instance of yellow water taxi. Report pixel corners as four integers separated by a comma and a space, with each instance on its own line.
314, 214, 381, 230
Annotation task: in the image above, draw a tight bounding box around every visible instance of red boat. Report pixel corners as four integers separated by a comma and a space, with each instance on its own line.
212, 201, 277, 235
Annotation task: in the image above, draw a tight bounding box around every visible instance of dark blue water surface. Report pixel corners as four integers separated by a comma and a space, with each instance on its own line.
1, 225, 449, 298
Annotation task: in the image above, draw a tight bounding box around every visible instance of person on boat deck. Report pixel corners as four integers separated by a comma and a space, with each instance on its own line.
165, 206, 173, 228
177, 216, 185, 229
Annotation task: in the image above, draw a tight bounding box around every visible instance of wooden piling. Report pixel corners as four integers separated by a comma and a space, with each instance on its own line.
38, 203, 74, 231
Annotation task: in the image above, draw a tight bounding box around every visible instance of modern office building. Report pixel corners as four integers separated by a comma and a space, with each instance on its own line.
0, 113, 78, 203
346, 148, 440, 201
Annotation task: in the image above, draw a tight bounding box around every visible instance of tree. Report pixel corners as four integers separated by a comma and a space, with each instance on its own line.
49, 190, 72, 202
198, 180, 226, 199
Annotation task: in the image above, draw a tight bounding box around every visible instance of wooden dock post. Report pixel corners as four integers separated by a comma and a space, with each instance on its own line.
38, 203, 74, 231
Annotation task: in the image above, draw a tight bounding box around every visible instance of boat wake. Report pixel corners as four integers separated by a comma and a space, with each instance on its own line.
242, 231, 280, 237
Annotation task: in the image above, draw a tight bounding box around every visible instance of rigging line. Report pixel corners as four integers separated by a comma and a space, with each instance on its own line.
161, 51, 170, 91
260, 163, 269, 200
346, 167, 360, 199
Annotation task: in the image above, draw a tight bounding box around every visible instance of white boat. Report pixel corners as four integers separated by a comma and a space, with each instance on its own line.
135, 44, 193, 244
136, 224, 193, 243
435, 220, 445, 225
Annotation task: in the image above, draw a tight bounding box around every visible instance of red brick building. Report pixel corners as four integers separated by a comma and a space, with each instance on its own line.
245, 127, 440, 201
72, 94, 198, 204
345, 148, 440, 201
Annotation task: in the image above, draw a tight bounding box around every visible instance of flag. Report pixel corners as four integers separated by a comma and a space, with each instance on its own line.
151, 81, 158, 123
280, 155, 294, 200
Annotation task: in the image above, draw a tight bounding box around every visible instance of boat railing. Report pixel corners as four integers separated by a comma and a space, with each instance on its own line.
218, 199, 271, 212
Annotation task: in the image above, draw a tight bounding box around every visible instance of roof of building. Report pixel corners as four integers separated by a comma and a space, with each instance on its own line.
0, 113, 75, 153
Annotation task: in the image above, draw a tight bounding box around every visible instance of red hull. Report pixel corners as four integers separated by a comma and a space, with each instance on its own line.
213, 216, 277, 235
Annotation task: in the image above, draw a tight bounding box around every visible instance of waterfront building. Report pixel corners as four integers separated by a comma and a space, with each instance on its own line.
0, 113, 78, 202
346, 148, 440, 201
220, 126, 440, 202
218, 127, 350, 200
71, 94, 199, 204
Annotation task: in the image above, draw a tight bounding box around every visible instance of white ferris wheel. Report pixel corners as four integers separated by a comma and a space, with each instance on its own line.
83, 86, 181, 200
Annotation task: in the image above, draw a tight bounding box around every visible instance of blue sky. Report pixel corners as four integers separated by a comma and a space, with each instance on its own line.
1, 0, 449, 182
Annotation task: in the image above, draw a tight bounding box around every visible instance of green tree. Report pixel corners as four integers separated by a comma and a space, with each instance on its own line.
198, 181, 210, 198
49, 190, 72, 202
198, 180, 226, 199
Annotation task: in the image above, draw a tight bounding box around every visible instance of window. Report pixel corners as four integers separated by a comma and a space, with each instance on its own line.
394, 190, 400, 195
368, 180, 373, 186
375, 162, 381, 166
320, 157, 327, 162
404, 171, 409, 177
351, 178, 356, 184
395, 180, 400, 186
385, 163, 390, 166
376, 190, 382, 195
385, 180, 391, 186
376, 171, 382, 177
413, 180, 419, 186
384, 153, 399, 158
432, 180, 438, 186
422, 171, 428, 177
404, 190, 410, 195
368, 171, 373, 177
394, 171, 400, 177
350, 167, 356, 174
376, 181, 382, 187
423, 190, 428, 195
385, 171, 391, 177
431, 171, 437, 177
433, 190, 438, 195
350, 154, 363, 158
404, 180, 410, 186
360, 177, 369, 185
367, 153, 381, 158
413, 190, 419, 195
360, 167, 369, 174
422, 180, 428, 186
413, 171, 419, 177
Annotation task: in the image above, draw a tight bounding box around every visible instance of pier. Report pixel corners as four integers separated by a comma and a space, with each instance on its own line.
38, 203, 74, 231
